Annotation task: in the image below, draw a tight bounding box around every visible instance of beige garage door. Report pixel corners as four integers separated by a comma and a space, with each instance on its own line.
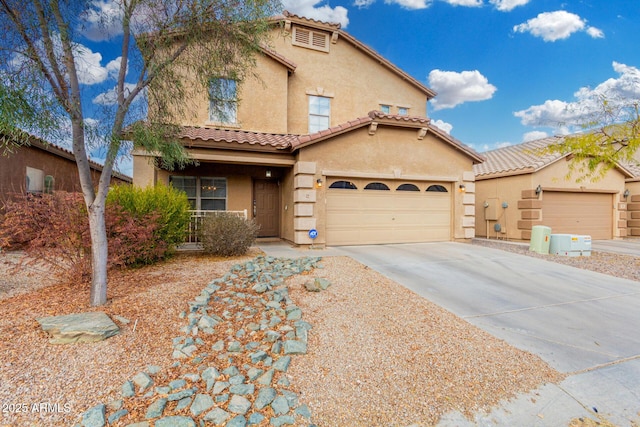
542, 191, 613, 239
326, 179, 451, 245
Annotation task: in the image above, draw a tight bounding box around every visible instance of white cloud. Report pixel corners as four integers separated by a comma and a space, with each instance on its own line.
513, 10, 604, 42
514, 62, 640, 131
354, 0, 376, 6
489, 0, 530, 12
388, 0, 432, 9
79, 0, 124, 42
92, 82, 138, 105
282, 0, 349, 27
445, 0, 482, 7
586, 26, 605, 39
431, 119, 453, 134
74, 45, 116, 85
428, 69, 497, 110
523, 131, 548, 142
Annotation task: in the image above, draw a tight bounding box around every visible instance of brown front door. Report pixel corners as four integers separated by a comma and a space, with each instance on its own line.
253, 180, 279, 237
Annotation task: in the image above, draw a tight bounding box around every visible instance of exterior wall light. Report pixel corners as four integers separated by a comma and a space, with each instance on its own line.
535, 185, 542, 195
458, 184, 466, 192
623, 189, 630, 199
265, 170, 272, 178
316, 178, 323, 188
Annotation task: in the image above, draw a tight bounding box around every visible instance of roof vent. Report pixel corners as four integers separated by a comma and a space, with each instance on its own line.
292, 26, 329, 53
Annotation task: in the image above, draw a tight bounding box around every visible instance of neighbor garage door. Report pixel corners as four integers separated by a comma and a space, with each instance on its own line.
326, 179, 451, 245
541, 191, 613, 239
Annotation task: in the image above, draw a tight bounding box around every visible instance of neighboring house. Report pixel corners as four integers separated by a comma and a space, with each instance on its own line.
133, 11, 483, 247
0, 132, 132, 206
474, 136, 635, 240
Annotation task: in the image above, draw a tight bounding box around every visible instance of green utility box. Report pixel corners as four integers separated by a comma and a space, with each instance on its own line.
529, 225, 552, 254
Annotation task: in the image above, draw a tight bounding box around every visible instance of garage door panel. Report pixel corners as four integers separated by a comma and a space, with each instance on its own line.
542, 192, 612, 239
326, 180, 451, 245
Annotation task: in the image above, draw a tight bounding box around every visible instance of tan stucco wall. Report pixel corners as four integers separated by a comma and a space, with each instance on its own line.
150, 24, 430, 135
271, 27, 428, 134
476, 159, 628, 240
475, 174, 532, 239
182, 53, 290, 133
296, 126, 474, 244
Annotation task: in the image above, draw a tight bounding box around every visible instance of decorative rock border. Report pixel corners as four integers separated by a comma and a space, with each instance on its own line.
77, 255, 329, 427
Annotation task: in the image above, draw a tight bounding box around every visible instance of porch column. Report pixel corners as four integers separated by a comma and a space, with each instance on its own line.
293, 161, 317, 245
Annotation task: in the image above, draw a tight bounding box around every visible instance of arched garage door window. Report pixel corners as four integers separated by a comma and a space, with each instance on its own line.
426, 184, 448, 192
396, 183, 420, 192
329, 180, 357, 189
364, 182, 390, 191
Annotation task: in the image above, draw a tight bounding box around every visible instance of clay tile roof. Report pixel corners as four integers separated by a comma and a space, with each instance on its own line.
178, 126, 299, 149
368, 110, 431, 125
282, 10, 341, 29
473, 136, 568, 179
260, 45, 297, 72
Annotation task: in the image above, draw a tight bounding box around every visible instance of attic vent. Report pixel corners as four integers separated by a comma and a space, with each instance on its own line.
292, 26, 329, 53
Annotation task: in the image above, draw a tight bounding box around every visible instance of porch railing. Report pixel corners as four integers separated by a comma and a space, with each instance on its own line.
186, 209, 248, 243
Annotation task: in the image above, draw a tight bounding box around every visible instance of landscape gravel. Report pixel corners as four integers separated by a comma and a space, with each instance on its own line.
3, 239, 635, 426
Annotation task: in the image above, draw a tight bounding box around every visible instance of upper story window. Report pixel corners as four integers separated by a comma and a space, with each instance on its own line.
380, 105, 391, 114
309, 95, 330, 133
209, 78, 237, 124
398, 107, 409, 116
292, 26, 330, 53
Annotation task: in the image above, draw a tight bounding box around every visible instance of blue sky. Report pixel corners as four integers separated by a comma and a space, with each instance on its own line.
282, 0, 640, 153
57, 0, 640, 174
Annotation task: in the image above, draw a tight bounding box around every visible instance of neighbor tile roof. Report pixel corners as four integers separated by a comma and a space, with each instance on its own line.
473, 136, 567, 179
474, 135, 640, 179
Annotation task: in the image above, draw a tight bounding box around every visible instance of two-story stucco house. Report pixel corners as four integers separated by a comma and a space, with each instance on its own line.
132, 11, 483, 247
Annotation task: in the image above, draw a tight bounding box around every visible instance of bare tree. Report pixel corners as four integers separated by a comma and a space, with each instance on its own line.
0, 0, 280, 306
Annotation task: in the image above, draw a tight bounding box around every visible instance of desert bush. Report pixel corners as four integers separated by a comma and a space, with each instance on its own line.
0, 192, 92, 282
107, 182, 191, 248
0, 186, 186, 283
199, 212, 259, 256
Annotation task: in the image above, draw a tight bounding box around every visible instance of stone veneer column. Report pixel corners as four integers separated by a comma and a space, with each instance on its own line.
293, 161, 317, 245
617, 193, 628, 237
461, 171, 476, 239
517, 188, 543, 240
627, 194, 640, 237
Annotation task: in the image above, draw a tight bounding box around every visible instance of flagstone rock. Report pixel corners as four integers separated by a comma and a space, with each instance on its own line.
37, 312, 120, 344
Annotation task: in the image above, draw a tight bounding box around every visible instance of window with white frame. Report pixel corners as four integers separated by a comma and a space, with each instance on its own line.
200, 178, 227, 210
170, 176, 227, 210
309, 95, 330, 133
26, 167, 44, 193
209, 78, 237, 124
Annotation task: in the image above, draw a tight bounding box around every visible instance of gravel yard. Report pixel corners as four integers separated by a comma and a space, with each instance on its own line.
2, 240, 634, 426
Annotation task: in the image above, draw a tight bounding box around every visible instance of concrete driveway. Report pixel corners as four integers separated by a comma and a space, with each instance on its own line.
260, 241, 640, 426
593, 238, 640, 257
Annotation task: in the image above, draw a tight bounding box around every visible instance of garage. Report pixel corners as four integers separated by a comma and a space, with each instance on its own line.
326, 179, 451, 245
541, 191, 613, 239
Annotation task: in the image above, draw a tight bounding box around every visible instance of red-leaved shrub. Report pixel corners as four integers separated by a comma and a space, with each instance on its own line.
0, 191, 167, 284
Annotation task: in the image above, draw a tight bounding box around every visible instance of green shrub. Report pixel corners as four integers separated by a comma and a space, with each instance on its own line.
199, 213, 259, 256
107, 183, 191, 249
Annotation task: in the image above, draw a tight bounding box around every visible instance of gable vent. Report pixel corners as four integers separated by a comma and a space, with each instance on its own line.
292, 26, 329, 53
